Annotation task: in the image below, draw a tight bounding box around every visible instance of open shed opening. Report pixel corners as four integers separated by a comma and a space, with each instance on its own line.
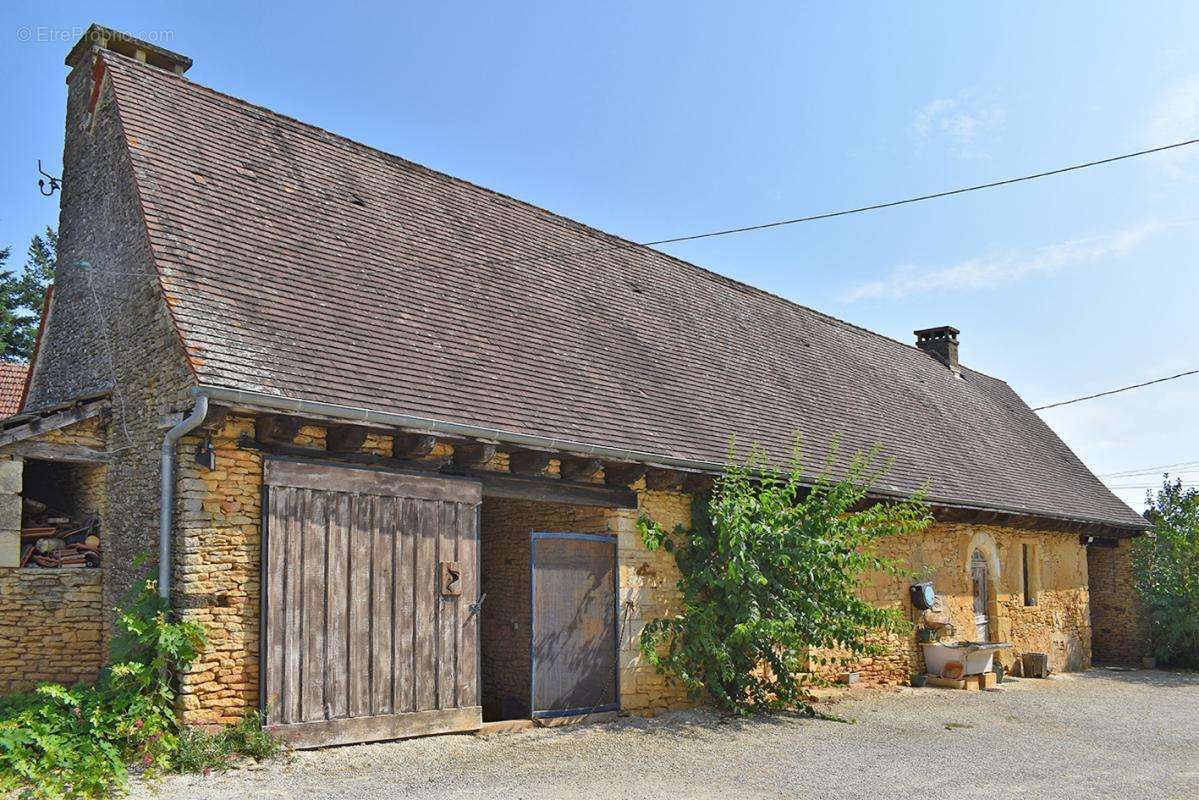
18, 458, 105, 569
479, 497, 619, 722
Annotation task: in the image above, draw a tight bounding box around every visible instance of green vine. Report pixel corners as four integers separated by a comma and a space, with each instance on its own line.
638, 441, 931, 715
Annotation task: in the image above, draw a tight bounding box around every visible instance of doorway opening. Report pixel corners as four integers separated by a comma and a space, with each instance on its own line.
479, 498, 619, 722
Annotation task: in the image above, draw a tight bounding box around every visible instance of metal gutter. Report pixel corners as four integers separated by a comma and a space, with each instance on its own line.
189, 384, 1148, 534
160, 396, 208, 600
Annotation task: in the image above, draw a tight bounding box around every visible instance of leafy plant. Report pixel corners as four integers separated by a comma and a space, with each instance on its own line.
1132, 476, 1199, 667
174, 712, 281, 774
638, 441, 931, 715
0, 577, 207, 798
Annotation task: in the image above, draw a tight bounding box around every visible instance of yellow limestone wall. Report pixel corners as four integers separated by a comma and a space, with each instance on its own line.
0, 417, 108, 694
172, 415, 1091, 724
847, 523, 1092, 682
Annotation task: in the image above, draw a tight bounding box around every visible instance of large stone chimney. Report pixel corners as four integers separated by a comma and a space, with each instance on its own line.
914, 326, 961, 376
64, 24, 192, 74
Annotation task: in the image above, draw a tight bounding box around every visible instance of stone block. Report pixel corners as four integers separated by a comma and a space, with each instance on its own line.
0, 495, 21, 534
0, 459, 22, 495
0, 530, 18, 568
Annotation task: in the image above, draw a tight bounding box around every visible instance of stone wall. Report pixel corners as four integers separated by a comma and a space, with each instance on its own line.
172, 416, 697, 724
0, 569, 103, 693
1087, 539, 1145, 665
25, 53, 197, 636
848, 523, 1092, 681
174, 415, 264, 725
171, 414, 1102, 723
615, 489, 691, 715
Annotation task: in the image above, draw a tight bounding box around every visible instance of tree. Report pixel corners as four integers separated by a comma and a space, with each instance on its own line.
637, 442, 931, 715
0, 227, 56, 362
1132, 476, 1199, 667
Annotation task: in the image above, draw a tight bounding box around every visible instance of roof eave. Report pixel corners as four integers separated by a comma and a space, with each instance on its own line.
189, 384, 1149, 536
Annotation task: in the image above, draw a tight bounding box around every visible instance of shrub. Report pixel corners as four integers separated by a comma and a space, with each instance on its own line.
638, 442, 930, 714
0, 577, 207, 798
174, 712, 281, 774
1133, 476, 1199, 667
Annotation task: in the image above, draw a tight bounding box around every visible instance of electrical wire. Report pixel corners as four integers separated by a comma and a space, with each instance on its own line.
1097, 460, 1199, 479
1032, 368, 1199, 411
72, 138, 1199, 277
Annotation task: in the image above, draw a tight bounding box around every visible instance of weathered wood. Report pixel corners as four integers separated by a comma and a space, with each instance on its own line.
265, 458, 481, 504
327, 424, 369, 453
644, 467, 684, 492
282, 488, 304, 724
0, 398, 108, 448
264, 464, 482, 746
256, 414, 303, 445
438, 501, 458, 710
263, 487, 287, 724
371, 497, 395, 715
414, 498, 437, 711
394, 498, 417, 713
348, 494, 373, 718
0, 441, 108, 463
268, 706, 482, 750
507, 450, 551, 476
474, 470, 637, 509
558, 456, 602, 481
392, 432, 437, 458
456, 502, 478, 710
325, 493, 350, 719
682, 473, 714, 495
452, 442, 496, 467
300, 490, 328, 722
602, 462, 647, 488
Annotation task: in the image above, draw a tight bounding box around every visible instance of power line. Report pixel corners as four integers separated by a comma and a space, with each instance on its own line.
1098, 459, 1199, 479
1032, 368, 1199, 411
479, 137, 1199, 269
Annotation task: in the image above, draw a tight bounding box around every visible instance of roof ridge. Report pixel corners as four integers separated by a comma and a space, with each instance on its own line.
100, 51, 1009, 381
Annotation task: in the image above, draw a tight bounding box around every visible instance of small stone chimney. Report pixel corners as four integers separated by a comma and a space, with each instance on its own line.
64, 24, 192, 74
914, 326, 961, 376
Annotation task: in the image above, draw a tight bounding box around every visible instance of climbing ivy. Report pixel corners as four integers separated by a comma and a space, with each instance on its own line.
638, 442, 931, 715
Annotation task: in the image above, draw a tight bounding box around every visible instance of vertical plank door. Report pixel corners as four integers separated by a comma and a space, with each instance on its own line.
530, 532, 618, 718
262, 458, 482, 747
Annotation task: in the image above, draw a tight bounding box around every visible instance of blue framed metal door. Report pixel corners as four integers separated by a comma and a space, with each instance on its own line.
530, 532, 618, 718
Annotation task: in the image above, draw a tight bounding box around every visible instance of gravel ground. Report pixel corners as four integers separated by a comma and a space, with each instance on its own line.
133, 668, 1199, 800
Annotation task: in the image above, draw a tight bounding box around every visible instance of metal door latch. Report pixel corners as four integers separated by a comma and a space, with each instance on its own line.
468, 593, 487, 616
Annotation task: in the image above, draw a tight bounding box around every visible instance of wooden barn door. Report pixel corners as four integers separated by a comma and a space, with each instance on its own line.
530, 532, 618, 718
262, 458, 482, 747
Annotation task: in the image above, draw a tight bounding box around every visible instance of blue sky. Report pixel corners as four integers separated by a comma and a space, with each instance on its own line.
2, 2, 1197, 510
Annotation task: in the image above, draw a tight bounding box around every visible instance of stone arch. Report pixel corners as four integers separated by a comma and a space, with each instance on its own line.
965, 529, 1003, 642
965, 529, 1002, 583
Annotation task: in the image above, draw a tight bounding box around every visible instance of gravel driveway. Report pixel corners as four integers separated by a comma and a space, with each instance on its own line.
134, 668, 1199, 800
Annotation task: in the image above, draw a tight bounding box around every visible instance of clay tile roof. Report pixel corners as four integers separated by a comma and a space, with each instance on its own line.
0, 363, 28, 418
97, 52, 1147, 532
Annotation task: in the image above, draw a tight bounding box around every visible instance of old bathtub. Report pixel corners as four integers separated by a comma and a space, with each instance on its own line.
922, 641, 1010, 677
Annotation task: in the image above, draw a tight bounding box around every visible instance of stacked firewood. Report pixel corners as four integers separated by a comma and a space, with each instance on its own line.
19, 512, 101, 569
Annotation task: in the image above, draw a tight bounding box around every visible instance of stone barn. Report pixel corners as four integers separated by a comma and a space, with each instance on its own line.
0, 26, 1149, 747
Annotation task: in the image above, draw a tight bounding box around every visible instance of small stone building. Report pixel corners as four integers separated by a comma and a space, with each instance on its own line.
0, 26, 1149, 746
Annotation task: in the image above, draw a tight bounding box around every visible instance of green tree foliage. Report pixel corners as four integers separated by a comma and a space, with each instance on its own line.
0, 227, 57, 363
1133, 476, 1199, 667
0, 576, 207, 799
638, 443, 931, 715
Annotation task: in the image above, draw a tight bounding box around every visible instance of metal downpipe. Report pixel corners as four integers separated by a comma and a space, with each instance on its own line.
158, 396, 209, 601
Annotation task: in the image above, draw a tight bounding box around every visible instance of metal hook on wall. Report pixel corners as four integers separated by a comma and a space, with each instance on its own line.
37, 160, 61, 197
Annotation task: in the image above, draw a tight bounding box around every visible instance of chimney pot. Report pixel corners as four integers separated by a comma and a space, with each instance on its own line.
65, 24, 192, 74
914, 325, 961, 376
